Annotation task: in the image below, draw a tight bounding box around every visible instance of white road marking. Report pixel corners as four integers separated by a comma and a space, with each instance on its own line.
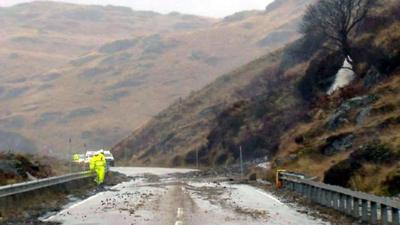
255, 189, 283, 205
44, 192, 105, 221
175, 207, 184, 225
177, 207, 184, 218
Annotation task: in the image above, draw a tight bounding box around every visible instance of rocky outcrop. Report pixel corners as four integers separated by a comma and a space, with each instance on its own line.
326, 95, 378, 130
319, 132, 355, 156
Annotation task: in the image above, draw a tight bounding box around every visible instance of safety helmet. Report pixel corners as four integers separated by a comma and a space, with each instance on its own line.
98, 149, 104, 154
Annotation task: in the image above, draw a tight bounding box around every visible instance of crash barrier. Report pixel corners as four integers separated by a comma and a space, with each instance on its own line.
0, 171, 94, 198
278, 171, 400, 225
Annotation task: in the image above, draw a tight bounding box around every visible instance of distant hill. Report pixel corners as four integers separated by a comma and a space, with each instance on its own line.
0, 0, 309, 156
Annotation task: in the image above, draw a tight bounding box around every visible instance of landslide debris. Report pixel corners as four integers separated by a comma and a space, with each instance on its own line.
0, 153, 53, 185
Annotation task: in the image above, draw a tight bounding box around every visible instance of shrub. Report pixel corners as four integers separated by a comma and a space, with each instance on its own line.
324, 159, 362, 187
352, 141, 397, 164
382, 169, 400, 196
297, 51, 344, 101
248, 173, 257, 181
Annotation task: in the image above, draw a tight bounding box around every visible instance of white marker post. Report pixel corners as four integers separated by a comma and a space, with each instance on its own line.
69, 138, 72, 173
240, 146, 244, 179
196, 149, 199, 169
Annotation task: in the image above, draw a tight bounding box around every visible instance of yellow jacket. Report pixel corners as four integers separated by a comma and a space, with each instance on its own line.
96, 153, 106, 167
89, 153, 106, 171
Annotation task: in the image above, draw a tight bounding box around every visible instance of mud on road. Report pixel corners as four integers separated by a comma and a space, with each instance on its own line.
43, 167, 331, 225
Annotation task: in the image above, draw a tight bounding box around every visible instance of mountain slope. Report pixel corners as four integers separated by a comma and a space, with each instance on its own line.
113, 0, 400, 197
0, 1, 214, 80
275, 0, 400, 195
111, 0, 317, 166
112, 0, 400, 194
0, 0, 311, 156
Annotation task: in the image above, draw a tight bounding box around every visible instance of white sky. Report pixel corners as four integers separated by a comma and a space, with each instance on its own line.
0, 0, 274, 18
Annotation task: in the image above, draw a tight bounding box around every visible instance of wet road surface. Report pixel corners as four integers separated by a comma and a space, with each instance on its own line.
43, 167, 329, 225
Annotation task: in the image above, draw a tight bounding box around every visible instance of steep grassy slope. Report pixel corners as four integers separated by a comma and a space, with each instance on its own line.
110, 0, 316, 166
112, 51, 284, 165
113, 0, 400, 197
272, 0, 400, 196
0, 0, 310, 157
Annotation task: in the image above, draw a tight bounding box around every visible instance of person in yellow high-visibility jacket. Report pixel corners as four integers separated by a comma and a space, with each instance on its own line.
73, 154, 80, 163
89, 150, 107, 185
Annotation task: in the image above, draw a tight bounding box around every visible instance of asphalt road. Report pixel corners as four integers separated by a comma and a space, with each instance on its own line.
43, 167, 330, 225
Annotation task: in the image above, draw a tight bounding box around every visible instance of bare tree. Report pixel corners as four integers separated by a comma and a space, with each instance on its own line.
301, 0, 375, 67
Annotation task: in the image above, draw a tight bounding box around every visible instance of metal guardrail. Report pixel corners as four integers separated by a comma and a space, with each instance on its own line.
0, 171, 94, 198
279, 172, 400, 225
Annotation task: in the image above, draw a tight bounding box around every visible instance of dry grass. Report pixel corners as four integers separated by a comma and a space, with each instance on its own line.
275, 68, 400, 194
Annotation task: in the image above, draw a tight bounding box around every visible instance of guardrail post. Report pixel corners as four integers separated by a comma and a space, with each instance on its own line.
392, 207, 399, 225
295, 182, 300, 193
298, 183, 303, 194
326, 191, 332, 207
333, 192, 340, 210
353, 197, 360, 218
339, 194, 346, 212
0, 197, 5, 219
313, 187, 318, 202
305, 185, 311, 199
312, 187, 318, 203
320, 189, 325, 205
345, 195, 352, 215
361, 199, 368, 222
319, 189, 325, 205
325, 190, 331, 206
289, 181, 294, 190
299, 183, 304, 195
370, 202, 378, 224
310, 186, 315, 202
317, 188, 323, 204
381, 205, 388, 225
319, 188, 324, 204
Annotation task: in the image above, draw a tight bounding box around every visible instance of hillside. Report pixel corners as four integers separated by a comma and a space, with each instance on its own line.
112, 0, 400, 196
111, 0, 316, 165
0, 1, 214, 80
0, 0, 309, 157
0, 1, 215, 155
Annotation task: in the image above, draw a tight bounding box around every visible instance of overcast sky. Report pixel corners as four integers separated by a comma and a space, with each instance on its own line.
0, 0, 274, 17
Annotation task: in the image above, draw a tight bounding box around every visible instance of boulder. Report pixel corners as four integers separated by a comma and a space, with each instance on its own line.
355, 107, 372, 125
0, 160, 20, 177
344, 95, 378, 108
320, 133, 355, 156
363, 66, 386, 87
326, 95, 378, 130
325, 103, 351, 130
